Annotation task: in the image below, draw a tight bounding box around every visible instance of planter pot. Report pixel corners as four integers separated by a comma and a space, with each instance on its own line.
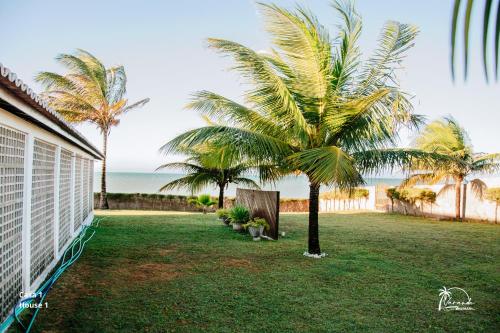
248, 226, 260, 238
232, 223, 243, 231
249, 226, 265, 241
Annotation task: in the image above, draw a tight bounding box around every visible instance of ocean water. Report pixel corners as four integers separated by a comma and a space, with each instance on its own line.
95, 172, 402, 199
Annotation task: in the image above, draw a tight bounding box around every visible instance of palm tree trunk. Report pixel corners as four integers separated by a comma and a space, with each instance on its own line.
454, 177, 462, 220
495, 203, 498, 224
308, 181, 321, 255
218, 184, 224, 209
99, 132, 109, 209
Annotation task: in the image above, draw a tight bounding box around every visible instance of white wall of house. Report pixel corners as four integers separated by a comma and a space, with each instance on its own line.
0, 105, 96, 326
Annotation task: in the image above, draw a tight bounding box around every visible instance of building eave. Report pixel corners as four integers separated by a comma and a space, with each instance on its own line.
0, 62, 104, 160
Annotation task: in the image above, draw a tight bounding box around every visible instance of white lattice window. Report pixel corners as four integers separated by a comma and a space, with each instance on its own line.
0, 125, 25, 323
89, 161, 94, 212
82, 159, 89, 220
58, 149, 72, 251
74, 156, 82, 231
30, 139, 56, 284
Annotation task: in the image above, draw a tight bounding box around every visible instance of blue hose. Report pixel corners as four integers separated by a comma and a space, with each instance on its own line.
13, 217, 102, 332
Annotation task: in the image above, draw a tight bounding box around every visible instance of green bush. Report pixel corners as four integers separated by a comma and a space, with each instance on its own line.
388, 188, 436, 204
97, 192, 191, 202
215, 209, 230, 219
244, 217, 270, 231
485, 187, 500, 203
229, 205, 250, 224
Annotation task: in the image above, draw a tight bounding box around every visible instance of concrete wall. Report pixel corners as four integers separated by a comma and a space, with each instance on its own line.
388, 178, 500, 222
319, 186, 376, 212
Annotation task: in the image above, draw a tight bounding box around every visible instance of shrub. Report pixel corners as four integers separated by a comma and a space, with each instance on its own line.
388, 188, 437, 205
244, 217, 270, 231
215, 209, 230, 219
229, 205, 250, 224
486, 188, 500, 223
188, 194, 217, 213
485, 187, 500, 202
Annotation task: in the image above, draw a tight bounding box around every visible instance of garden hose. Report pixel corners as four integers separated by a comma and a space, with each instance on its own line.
13, 217, 103, 333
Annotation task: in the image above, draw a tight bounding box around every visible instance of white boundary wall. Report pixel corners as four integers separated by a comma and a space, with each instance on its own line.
319, 186, 376, 212
0, 107, 95, 326
390, 179, 500, 222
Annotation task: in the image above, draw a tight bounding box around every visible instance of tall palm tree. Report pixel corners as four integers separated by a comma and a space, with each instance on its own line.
403, 117, 500, 219
163, 1, 432, 255
157, 146, 259, 208
35, 49, 149, 209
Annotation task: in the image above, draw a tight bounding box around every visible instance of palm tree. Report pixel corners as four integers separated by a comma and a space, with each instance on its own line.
451, 0, 500, 81
188, 194, 217, 214
157, 146, 259, 208
163, 1, 432, 255
35, 49, 149, 209
403, 117, 500, 219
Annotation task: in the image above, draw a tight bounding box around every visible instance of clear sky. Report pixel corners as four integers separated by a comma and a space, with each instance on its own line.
1, 0, 499, 173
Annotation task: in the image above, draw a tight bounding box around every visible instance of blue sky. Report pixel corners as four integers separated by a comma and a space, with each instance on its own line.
1, 0, 498, 173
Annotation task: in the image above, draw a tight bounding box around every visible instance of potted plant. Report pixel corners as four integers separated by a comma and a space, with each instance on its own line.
216, 208, 230, 225
244, 217, 270, 241
229, 205, 250, 231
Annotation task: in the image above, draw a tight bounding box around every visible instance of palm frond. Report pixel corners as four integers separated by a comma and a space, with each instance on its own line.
330, 0, 362, 94
400, 172, 449, 188
159, 173, 214, 194
232, 177, 261, 189
161, 126, 293, 164
288, 146, 362, 188
206, 38, 310, 139
116, 98, 150, 116
185, 91, 288, 140
258, 2, 332, 99
438, 183, 456, 196
106, 66, 127, 105
470, 178, 487, 198
155, 162, 205, 173
354, 148, 450, 175
451, 0, 500, 81
451, 0, 463, 81
358, 20, 418, 94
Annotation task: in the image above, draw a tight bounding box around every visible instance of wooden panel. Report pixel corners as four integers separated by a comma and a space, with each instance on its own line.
235, 188, 280, 240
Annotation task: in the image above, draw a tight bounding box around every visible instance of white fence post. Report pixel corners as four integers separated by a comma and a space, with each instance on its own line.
21, 134, 33, 292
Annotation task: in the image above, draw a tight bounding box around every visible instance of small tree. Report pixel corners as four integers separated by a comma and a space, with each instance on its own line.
386, 188, 399, 212
485, 187, 500, 223
189, 194, 217, 214
158, 146, 259, 208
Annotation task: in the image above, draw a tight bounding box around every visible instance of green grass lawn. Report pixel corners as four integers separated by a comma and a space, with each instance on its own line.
13, 212, 500, 332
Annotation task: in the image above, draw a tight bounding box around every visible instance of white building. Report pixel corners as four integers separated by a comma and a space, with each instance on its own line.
0, 63, 103, 328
